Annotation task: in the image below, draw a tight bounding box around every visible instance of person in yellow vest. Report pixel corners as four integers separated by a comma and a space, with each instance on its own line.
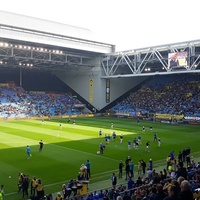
0, 185, 4, 200
36, 178, 44, 199
163, 179, 172, 191
193, 189, 200, 200
138, 160, 142, 174
55, 192, 63, 200
0, 191, 2, 200
168, 164, 173, 173
166, 155, 171, 171
31, 176, 37, 197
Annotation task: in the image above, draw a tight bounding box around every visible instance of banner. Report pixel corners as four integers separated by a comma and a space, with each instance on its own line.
183, 116, 200, 125
29, 91, 46, 94
74, 104, 85, 108
0, 83, 8, 87
106, 79, 110, 103
155, 113, 184, 120
89, 79, 93, 103
168, 52, 187, 68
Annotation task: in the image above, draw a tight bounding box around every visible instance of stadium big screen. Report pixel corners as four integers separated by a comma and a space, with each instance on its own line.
168, 51, 188, 68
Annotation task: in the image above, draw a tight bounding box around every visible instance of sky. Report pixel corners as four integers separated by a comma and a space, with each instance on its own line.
1, 0, 200, 51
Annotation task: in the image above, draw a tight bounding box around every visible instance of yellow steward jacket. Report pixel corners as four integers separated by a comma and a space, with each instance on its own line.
36, 183, 43, 191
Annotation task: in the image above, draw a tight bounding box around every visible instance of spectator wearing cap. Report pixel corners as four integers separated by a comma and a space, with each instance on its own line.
55, 192, 63, 200
149, 158, 153, 170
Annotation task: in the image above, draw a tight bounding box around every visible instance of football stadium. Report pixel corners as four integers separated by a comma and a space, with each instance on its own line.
0, 11, 200, 200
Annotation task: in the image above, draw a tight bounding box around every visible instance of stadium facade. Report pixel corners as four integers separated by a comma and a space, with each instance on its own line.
0, 10, 200, 112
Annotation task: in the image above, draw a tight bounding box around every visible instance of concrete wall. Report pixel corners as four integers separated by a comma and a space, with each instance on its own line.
55, 58, 147, 110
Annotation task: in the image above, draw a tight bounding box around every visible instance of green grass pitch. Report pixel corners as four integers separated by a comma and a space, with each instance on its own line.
1, 117, 200, 200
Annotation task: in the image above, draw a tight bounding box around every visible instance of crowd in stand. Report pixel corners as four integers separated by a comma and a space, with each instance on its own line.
1, 74, 200, 119
29, 149, 198, 200
0, 86, 82, 119
80, 153, 200, 200
111, 74, 200, 117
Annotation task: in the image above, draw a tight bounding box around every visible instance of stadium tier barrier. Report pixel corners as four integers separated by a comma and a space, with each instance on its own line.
155, 113, 184, 120
0, 114, 94, 121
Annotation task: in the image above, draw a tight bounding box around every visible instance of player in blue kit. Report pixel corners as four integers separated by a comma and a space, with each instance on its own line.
128, 140, 131, 150
138, 135, 142, 144
26, 145, 31, 159
154, 132, 157, 142
133, 138, 137, 150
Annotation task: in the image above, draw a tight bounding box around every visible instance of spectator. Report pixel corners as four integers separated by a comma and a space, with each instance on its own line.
22, 176, 29, 199
127, 176, 134, 195
36, 178, 44, 199
179, 180, 193, 200
86, 160, 91, 180
141, 159, 146, 175
0, 185, 5, 200
119, 160, 124, 179
164, 185, 180, 200
176, 162, 187, 179
111, 173, 117, 189
123, 191, 131, 200
148, 186, 157, 200
55, 192, 63, 200
30, 176, 37, 197
154, 184, 168, 200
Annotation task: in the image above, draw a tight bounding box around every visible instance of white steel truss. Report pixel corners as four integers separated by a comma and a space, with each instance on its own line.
101, 39, 200, 78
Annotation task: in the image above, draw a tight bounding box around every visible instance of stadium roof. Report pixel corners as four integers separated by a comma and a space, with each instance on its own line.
1, 10, 200, 76
0, 11, 115, 71
0, 10, 97, 41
